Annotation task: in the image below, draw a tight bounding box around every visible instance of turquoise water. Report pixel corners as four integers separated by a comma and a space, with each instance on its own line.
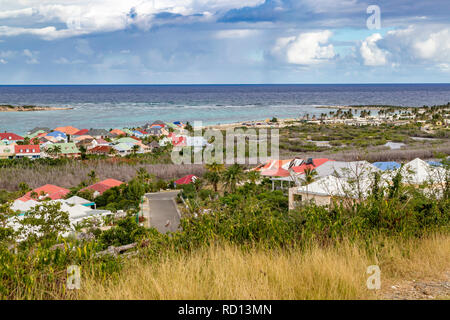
1, 84, 449, 134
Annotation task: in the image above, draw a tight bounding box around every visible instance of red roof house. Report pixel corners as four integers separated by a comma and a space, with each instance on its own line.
174, 175, 197, 185
14, 145, 41, 159
291, 158, 332, 174
0, 132, 24, 142
261, 167, 291, 177
17, 184, 70, 202
73, 129, 89, 136
83, 179, 124, 196
87, 145, 112, 155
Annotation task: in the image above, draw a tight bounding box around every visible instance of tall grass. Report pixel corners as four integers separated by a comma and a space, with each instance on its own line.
0, 161, 205, 191
77, 234, 449, 300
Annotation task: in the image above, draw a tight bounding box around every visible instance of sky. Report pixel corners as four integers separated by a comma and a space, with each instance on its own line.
0, 0, 449, 84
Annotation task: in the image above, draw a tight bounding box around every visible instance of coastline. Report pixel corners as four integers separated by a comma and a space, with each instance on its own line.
0, 105, 72, 112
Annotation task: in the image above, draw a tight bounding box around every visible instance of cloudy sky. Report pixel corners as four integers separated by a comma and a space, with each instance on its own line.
0, 0, 449, 84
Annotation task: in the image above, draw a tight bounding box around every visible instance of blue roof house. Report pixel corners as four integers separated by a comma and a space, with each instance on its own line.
372, 161, 401, 171
47, 131, 67, 140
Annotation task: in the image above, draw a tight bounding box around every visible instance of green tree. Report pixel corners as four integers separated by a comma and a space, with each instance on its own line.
18, 202, 70, 242
131, 144, 140, 154
87, 170, 99, 185
247, 170, 261, 185
222, 164, 245, 193
204, 162, 225, 192
301, 168, 318, 203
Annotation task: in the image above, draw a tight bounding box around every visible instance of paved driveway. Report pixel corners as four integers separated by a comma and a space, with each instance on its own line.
144, 190, 181, 233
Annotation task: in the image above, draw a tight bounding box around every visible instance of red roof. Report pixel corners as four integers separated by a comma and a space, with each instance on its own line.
291, 158, 332, 173
14, 145, 40, 154
172, 136, 186, 147
95, 138, 108, 144
17, 184, 70, 202
261, 167, 291, 177
74, 129, 89, 136
88, 145, 111, 153
0, 132, 24, 141
84, 179, 124, 195
175, 174, 197, 185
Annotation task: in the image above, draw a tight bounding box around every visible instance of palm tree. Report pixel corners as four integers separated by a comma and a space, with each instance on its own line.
222, 164, 245, 193
193, 178, 203, 192
247, 170, 261, 184
136, 167, 153, 184
204, 171, 221, 192
131, 144, 140, 154
302, 168, 318, 203
204, 162, 225, 192
205, 161, 225, 174
87, 170, 99, 184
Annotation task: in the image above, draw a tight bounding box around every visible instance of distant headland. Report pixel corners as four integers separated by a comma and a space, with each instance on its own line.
0, 105, 72, 112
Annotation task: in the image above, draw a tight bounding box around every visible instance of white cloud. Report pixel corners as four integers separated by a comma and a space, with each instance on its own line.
215, 29, 259, 39
0, 0, 265, 40
359, 33, 388, 66
272, 30, 335, 65
0, 58, 6, 64
75, 39, 94, 55
0, 50, 15, 58
23, 49, 39, 64
411, 29, 450, 61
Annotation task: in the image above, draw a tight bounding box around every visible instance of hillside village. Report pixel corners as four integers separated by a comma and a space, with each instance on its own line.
0, 120, 209, 159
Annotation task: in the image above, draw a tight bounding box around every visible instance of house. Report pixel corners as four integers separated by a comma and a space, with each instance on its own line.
65, 196, 96, 209
87, 145, 112, 156
372, 161, 401, 171
290, 158, 332, 174
58, 143, 81, 158
28, 127, 50, 135
394, 158, 447, 186
146, 127, 163, 136
143, 121, 166, 131
95, 138, 110, 146
116, 137, 140, 144
73, 129, 89, 136
174, 175, 197, 186
288, 160, 381, 210
0, 142, 16, 159
75, 138, 97, 150
17, 184, 70, 202
74, 135, 95, 142
288, 175, 377, 209
0, 132, 24, 144
85, 129, 112, 139
46, 131, 67, 142
14, 144, 41, 159
112, 142, 133, 155
148, 141, 160, 150
110, 129, 126, 136
293, 160, 379, 180
54, 126, 80, 136
82, 179, 124, 197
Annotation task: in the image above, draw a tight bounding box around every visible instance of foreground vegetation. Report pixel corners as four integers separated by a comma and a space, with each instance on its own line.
0, 161, 448, 299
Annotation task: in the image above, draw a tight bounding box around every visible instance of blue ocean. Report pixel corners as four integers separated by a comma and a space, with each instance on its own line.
1, 84, 450, 134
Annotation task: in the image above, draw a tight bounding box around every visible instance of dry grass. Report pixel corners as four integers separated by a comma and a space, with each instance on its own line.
76, 234, 449, 300
0, 161, 205, 191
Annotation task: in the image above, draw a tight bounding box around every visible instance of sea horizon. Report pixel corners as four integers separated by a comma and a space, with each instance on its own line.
1, 83, 450, 134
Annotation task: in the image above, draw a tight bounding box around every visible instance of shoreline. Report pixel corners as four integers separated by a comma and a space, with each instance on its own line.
0, 105, 72, 112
